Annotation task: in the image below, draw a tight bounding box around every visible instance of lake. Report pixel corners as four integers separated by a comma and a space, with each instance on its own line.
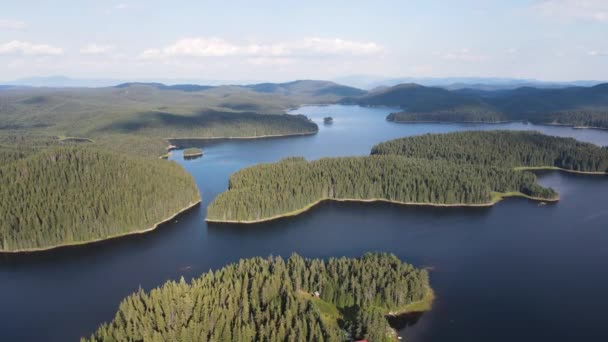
1, 105, 607, 341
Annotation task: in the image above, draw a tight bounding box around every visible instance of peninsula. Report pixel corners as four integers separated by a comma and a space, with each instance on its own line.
206, 155, 558, 223
208, 131, 607, 224
0, 147, 200, 252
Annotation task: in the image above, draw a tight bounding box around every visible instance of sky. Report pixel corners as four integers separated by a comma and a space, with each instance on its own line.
1, 0, 608, 82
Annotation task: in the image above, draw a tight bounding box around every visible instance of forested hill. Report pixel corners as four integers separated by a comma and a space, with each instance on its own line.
371, 131, 608, 173
0, 83, 323, 157
352, 83, 608, 128
207, 156, 556, 223
352, 83, 482, 111
85, 253, 431, 342
0, 147, 200, 252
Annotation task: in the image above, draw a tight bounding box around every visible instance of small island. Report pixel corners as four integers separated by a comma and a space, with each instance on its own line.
84, 253, 432, 342
324, 116, 334, 124
183, 147, 203, 160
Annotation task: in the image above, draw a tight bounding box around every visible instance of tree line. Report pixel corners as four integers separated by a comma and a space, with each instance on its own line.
207, 155, 556, 222
84, 253, 430, 342
0, 147, 200, 251
387, 107, 506, 123
371, 131, 608, 173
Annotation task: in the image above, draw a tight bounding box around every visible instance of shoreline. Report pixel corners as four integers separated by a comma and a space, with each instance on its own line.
387, 287, 435, 316
166, 131, 317, 142
514, 166, 607, 175
388, 118, 608, 131
206, 192, 556, 224
389, 119, 521, 125
538, 122, 608, 131
0, 200, 201, 254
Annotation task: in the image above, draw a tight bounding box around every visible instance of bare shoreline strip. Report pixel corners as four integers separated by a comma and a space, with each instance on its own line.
166, 131, 317, 141
514, 166, 607, 175
388, 119, 608, 131
1, 200, 201, 254
390, 119, 521, 124
206, 193, 557, 224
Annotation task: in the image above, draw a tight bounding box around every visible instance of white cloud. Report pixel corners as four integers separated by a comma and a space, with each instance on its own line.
114, 3, 129, 10
535, 0, 608, 21
297, 37, 384, 56
139, 37, 384, 60
0, 19, 26, 30
437, 49, 487, 62
588, 50, 608, 56
0, 41, 63, 56
80, 44, 114, 54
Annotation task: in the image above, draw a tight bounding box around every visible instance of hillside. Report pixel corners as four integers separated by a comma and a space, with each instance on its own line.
0, 147, 200, 252
356, 83, 608, 128
0, 83, 328, 156
371, 131, 608, 173
351, 83, 482, 111
85, 253, 431, 342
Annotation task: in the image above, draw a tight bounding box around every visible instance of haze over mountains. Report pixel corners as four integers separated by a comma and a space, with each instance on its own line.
2, 75, 604, 92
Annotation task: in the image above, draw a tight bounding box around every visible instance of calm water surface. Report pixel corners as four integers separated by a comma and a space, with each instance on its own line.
1, 105, 607, 341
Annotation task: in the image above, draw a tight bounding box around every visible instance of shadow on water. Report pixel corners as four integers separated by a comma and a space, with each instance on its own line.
387, 311, 426, 331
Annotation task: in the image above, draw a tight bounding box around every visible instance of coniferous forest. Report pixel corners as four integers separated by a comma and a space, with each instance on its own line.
85, 253, 430, 342
371, 131, 608, 173
0, 147, 200, 252
207, 155, 556, 222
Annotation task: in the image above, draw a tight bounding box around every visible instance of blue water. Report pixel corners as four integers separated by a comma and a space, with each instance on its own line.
1, 105, 607, 341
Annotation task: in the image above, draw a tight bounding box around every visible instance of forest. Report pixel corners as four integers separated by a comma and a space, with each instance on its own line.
84, 253, 430, 342
0, 147, 200, 252
353, 83, 608, 128
206, 155, 556, 223
371, 131, 608, 173
0, 83, 321, 157
539, 109, 608, 129
387, 107, 506, 123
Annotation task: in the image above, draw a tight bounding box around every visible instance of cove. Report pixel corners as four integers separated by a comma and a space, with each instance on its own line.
1, 105, 607, 342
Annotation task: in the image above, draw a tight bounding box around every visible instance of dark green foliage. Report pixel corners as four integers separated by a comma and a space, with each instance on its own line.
356, 83, 608, 128
540, 108, 608, 128
0, 84, 323, 157
99, 110, 317, 139
353, 84, 481, 111
371, 131, 608, 173
207, 155, 554, 222
387, 106, 506, 123
84, 253, 429, 342
0, 147, 200, 251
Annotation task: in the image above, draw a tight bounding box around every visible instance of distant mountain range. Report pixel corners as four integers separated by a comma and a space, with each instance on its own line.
350, 82, 608, 128
332, 75, 604, 91
0, 76, 266, 88
2, 75, 605, 91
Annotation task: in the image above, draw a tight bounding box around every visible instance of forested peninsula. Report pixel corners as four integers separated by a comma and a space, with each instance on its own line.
0, 147, 200, 252
85, 253, 431, 342
207, 131, 608, 223
206, 155, 557, 223
371, 131, 608, 174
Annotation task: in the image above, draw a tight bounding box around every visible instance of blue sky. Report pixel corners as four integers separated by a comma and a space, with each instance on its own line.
1, 0, 607, 82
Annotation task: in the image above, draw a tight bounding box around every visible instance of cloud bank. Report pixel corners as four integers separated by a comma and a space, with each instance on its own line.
140, 37, 384, 60
0, 41, 63, 56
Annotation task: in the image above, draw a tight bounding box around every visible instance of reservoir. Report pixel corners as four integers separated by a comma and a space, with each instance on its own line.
1, 105, 607, 341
